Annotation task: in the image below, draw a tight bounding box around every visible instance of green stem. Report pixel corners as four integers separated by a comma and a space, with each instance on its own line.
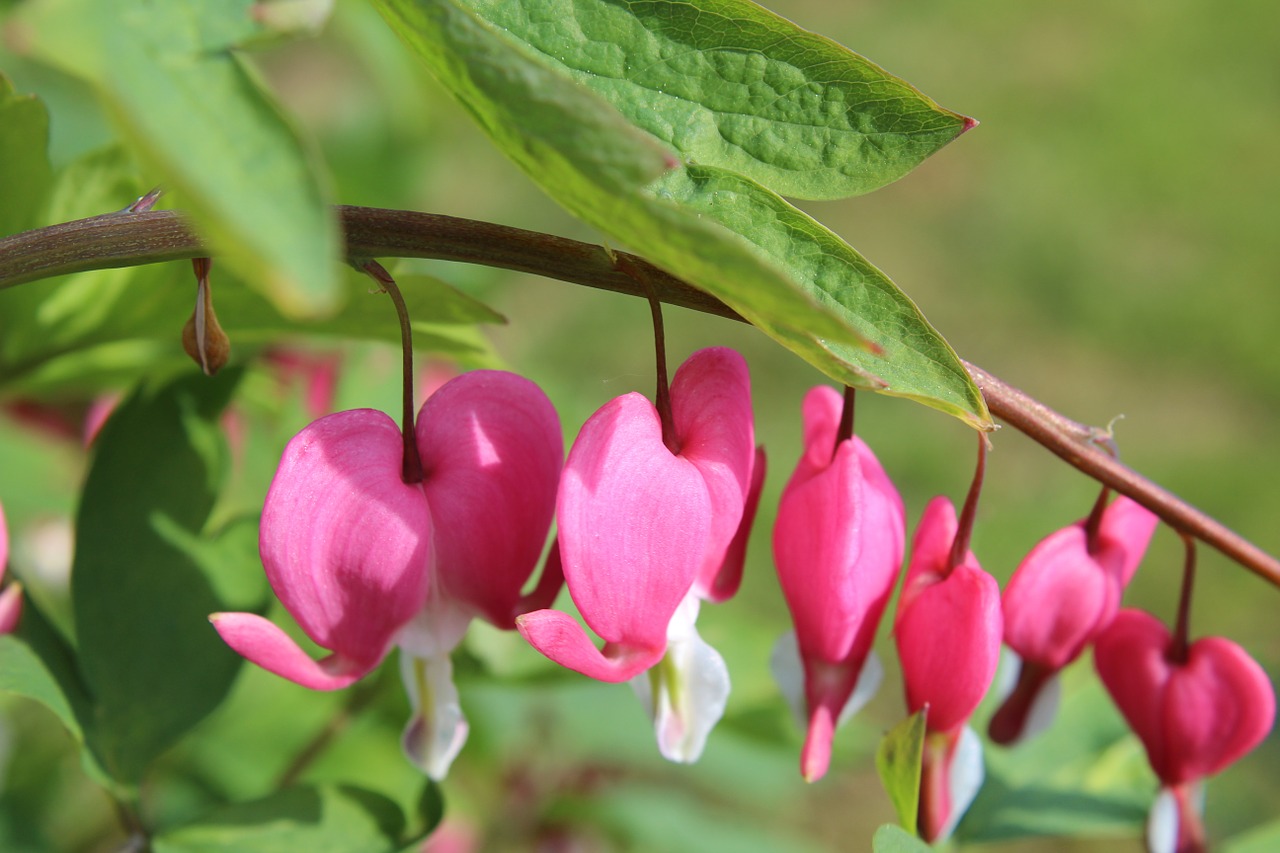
2, 207, 1277, 587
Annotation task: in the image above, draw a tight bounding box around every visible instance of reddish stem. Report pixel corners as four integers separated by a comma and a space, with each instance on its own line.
1170, 534, 1196, 665
359, 260, 424, 484
948, 434, 987, 573
834, 386, 855, 459
1084, 484, 1111, 553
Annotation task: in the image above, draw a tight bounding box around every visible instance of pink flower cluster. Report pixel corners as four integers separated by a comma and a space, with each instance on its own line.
211, 351, 1273, 850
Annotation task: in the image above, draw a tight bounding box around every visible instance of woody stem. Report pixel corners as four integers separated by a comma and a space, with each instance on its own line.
3, 207, 1279, 586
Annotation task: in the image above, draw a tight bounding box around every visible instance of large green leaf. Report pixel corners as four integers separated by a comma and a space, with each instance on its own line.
655, 166, 988, 426
461, 0, 973, 200
372, 0, 988, 426
13, 0, 341, 317
71, 369, 249, 784
151, 785, 409, 853
0, 75, 52, 237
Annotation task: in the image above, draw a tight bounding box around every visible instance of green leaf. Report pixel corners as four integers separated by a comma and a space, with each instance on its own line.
654, 166, 989, 426
1224, 817, 1280, 853
370, 4, 871, 371
14, 0, 341, 317
373, 0, 988, 427
0, 595, 90, 744
460, 0, 973, 200
151, 784, 408, 853
872, 824, 934, 853
71, 369, 246, 783
876, 710, 927, 835
0, 74, 53, 237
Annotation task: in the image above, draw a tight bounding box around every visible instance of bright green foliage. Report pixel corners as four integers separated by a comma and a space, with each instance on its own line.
13, 0, 341, 317
875, 709, 926, 835
0, 74, 52, 237
0, 599, 89, 747
151, 784, 418, 853
371, 0, 990, 427
462, 0, 972, 200
872, 824, 934, 853
655, 166, 987, 427
70, 369, 258, 784
0, 147, 500, 394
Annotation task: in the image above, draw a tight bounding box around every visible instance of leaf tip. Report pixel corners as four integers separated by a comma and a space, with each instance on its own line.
961, 116, 980, 134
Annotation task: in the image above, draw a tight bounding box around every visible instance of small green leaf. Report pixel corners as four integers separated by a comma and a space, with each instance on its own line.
876, 710, 927, 834
461, 0, 973, 199
0, 595, 90, 744
152, 784, 409, 853
72, 369, 246, 783
14, 0, 341, 317
0, 74, 53, 237
872, 824, 934, 853
654, 166, 989, 426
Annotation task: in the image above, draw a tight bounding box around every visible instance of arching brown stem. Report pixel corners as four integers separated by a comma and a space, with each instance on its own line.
2, 206, 1277, 587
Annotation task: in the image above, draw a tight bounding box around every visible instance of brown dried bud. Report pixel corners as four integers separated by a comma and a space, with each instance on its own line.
183, 258, 230, 376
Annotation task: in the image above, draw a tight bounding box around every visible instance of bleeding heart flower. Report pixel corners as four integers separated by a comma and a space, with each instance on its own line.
213, 370, 563, 779
770, 385, 904, 782
1094, 608, 1274, 853
518, 347, 756, 762
991, 495, 1158, 744
894, 495, 1003, 842
211, 408, 433, 690
0, 501, 21, 635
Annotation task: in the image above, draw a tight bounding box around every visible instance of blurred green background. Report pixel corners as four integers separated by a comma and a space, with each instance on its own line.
2, 0, 1278, 850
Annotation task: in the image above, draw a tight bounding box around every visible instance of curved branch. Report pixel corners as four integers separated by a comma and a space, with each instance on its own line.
2, 207, 1278, 587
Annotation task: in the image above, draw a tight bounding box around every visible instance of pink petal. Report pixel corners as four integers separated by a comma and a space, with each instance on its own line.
0, 583, 22, 635
259, 409, 431, 673
417, 371, 562, 629
1001, 524, 1114, 669
556, 392, 711, 654
1162, 635, 1275, 784
1094, 609, 1177, 778
1095, 495, 1160, 586
210, 612, 370, 690
702, 446, 765, 603
895, 500, 1002, 735
670, 348, 757, 598
516, 609, 663, 683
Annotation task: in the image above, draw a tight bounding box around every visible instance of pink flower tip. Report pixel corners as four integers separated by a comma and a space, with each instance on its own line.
210, 612, 373, 690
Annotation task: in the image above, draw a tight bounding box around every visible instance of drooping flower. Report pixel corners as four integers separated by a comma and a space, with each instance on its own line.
0, 501, 22, 635
211, 408, 432, 689
991, 494, 1158, 744
213, 370, 562, 778
397, 369, 563, 777
771, 385, 904, 782
1094, 608, 1275, 853
894, 495, 1003, 842
518, 347, 757, 762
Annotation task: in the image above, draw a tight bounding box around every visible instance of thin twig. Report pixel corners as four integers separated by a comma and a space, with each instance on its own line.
2, 207, 1277, 586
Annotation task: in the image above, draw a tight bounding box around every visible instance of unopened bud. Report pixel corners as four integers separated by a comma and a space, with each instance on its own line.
183, 257, 230, 376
